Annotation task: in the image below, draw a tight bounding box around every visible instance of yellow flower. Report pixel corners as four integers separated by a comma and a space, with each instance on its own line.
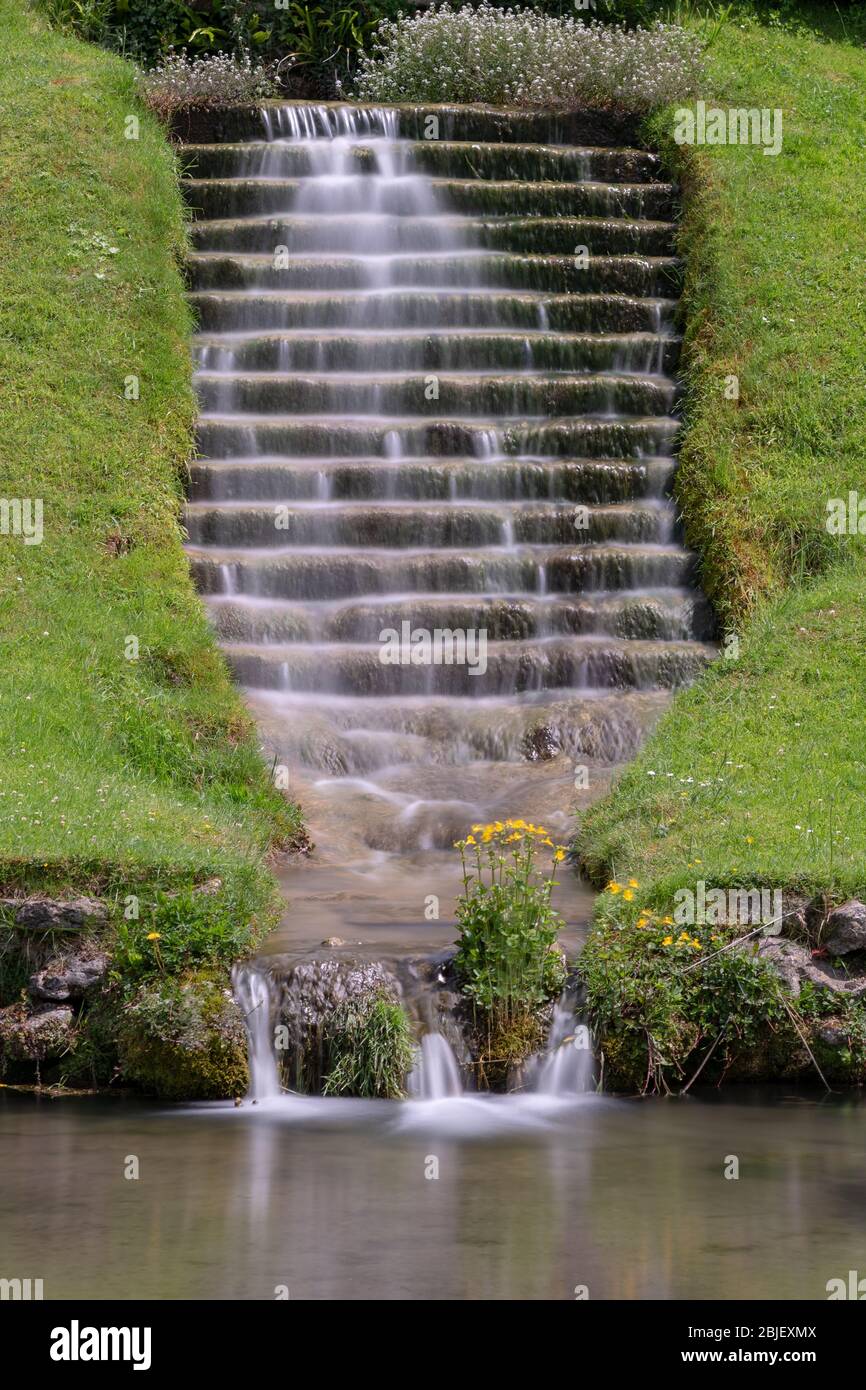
607, 881, 622, 894
663, 916, 674, 926
622, 889, 634, 902
691, 939, 702, 950
554, 849, 565, 862
745, 835, 754, 844
146, 932, 161, 941
627, 878, 639, 888
465, 835, 476, 845
506, 833, 521, 843
662, 935, 673, 946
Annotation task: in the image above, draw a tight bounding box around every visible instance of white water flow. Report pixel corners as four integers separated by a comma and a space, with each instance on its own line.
407, 1032, 465, 1100
233, 965, 282, 1100
536, 996, 596, 1096
184, 101, 714, 961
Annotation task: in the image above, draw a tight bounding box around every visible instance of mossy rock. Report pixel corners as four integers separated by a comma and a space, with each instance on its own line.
118, 970, 248, 1100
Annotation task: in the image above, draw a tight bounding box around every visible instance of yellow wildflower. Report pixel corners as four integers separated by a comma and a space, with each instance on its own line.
146, 932, 161, 941
662, 935, 673, 946
554, 849, 565, 862
607, 881, 622, 894
622, 889, 634, 902
627, 878, 639, 888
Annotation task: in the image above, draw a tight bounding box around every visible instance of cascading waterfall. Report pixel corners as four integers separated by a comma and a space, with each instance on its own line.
233, 964, 282, 1100
535, 996, 596, 1096
181, 102, 715, 1097
407, 1032, 465, 1100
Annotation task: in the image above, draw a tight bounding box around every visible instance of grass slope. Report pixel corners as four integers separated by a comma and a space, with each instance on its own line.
577, 7, 866, 910
0, 1, 302, 928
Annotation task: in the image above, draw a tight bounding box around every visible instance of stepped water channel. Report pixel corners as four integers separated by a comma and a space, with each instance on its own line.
180, 102, 715, 1092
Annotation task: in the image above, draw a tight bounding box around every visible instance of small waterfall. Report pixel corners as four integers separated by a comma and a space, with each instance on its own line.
233, 964, 282, 1100
408, 1032, 465, 1100
535, 996, 596, 1097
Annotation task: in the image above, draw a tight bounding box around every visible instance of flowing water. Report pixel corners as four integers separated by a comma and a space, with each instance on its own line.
182, 102, 715, 962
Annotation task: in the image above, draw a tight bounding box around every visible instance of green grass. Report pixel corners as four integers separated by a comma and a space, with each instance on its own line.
577, 6, 866, 910
0, 1, 303, 927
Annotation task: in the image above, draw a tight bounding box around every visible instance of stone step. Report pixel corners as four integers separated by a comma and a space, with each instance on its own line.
181, 140, 664, 184
174, 102, 645, 148
188, 455, 676, 504
189, 290, 677, 334
189, 214, 677, 257
192, 330, 681, 376
187, 542, 697, 601
192, 370, 677, 418
183, 499, 674, 549
181, 177, 677, 222
186, 251, 682, 298
206, 590, 714, 645
222, 634, 717, 697
194, 414, 679, 460
246, 685, 671, 772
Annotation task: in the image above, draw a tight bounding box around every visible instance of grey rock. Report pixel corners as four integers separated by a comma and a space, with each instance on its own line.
2, 896, 107, 931
824, 900, 866, 957
29, 952, 109, 1003
745, 937, 866, 1000
0, 1003, 75, 1061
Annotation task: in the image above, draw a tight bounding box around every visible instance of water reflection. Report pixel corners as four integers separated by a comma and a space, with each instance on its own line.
1, 1089, 863, 1300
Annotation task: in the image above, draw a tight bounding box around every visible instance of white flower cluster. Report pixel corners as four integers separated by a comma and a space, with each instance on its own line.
137, 50, 276, 120
354, 3, 704, 113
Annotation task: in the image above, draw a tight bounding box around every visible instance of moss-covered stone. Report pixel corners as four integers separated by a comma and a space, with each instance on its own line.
118, 970, 249, 1100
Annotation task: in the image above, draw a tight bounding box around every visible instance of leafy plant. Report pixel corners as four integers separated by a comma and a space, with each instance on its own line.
454, 820, 567, 1026
322, 993, 414, 1098
38, 0, 113, 41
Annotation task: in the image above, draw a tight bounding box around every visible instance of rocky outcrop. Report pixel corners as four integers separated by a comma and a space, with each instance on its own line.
823, 900, 866, 957
0, 1002, 75, 1065
29, 950, 109, 1003
749, 936, 866, 1000
0, 896, 107, 931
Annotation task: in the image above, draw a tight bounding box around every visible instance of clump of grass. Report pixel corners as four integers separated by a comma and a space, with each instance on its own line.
577, 9, 866, 919
322, 993, 415, 1099
354, 2, 705, 111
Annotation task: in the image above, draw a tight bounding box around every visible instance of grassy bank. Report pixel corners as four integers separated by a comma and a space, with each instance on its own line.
578, 6, 866, 905
575, 5, 866, 1087
0, 1, 304, 1093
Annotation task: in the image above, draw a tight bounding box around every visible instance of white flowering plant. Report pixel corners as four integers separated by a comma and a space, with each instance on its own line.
137, 50, 277, 122
354, 2, 705, 113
